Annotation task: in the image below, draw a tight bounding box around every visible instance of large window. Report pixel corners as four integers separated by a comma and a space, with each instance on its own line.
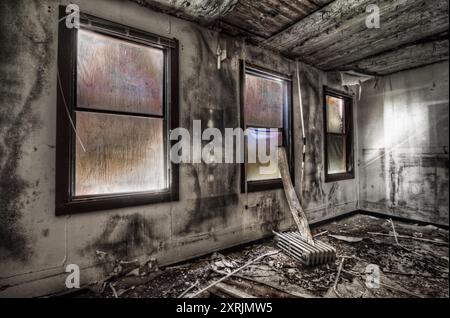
323, 87, 354, 182
240, 62, 293, 193
56, 8, 179, 215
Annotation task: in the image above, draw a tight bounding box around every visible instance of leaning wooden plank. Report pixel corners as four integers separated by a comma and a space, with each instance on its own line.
278, 147, 314, 245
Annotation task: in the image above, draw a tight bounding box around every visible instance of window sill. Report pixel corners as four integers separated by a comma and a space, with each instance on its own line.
55, 190, 179, 216
243, 179, 284, 193
325, 173, 355, 183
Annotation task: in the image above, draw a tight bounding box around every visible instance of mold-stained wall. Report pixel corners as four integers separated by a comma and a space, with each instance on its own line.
358, 61, 449, 226
0, 0, 358, 297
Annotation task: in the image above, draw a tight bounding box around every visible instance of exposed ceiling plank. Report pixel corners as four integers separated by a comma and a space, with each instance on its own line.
130, 0, 239, 25
300, 0, 449, 70
265, 0, 448, 59
340, 37, 449, 75
221, 0, 332, 38
265, 0, 378, 50
131, 0, 449, 76
212, 20, 267, 44
288, 0, 446, 57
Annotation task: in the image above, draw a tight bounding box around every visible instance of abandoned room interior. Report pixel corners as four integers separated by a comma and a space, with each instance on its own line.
0, 0, 448, 299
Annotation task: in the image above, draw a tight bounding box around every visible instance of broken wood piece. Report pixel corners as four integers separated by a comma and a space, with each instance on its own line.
126, 268, 140, 277
348, 264, 428, 299
367, 232, 449, 246
109, 283, 118, 298
210, 283, 256, 298
278, 147, 314, 245
224, 279, 281, 298
100, 282, 107, 294
329, 234, 364, 243
117, 286, 134, 297
314, 230, 329, 238
178, 280, 200, 298
212, 268, 311, 298
388, 219, 400, 245
382, 270, 448, 279
378, 281, 425, 299
341, 268, 425, 298
188, 250, 280, 298
333, 258, 345, 297
224, 279, 293, 298
395, 244, 449, 271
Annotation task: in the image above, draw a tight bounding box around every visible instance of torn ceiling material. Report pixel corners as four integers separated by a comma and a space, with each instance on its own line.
340, 71, 374, 100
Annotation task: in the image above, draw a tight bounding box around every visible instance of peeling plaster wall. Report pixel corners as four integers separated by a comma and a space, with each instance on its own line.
0, 0, 357, 297
358, 61, 449, 226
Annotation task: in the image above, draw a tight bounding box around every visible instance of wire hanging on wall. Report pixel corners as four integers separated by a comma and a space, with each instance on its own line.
57, 69, 87, 152
296, 61, 307, 193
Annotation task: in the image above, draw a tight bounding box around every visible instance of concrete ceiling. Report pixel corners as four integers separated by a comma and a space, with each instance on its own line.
131, 0, 449, 75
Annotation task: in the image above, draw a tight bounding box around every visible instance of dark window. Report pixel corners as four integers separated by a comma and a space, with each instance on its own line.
323, 87, 354, 182
240, 62, 293, 193
56, 8, 179, 215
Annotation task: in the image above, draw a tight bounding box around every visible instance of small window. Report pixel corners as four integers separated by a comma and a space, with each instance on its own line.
56, 8, 179, 215
323, 87, 354, 182
240, 62, 293, 193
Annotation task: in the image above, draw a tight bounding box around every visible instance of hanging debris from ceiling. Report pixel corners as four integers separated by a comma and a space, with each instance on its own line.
340, 71, 374, 100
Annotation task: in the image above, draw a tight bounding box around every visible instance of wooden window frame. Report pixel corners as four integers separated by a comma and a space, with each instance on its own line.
323, 86, 354, 183
56, 7, 179, 215
240, 61, 294, 193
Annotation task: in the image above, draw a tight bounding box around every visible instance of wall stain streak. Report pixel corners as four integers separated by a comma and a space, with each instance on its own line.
300, 65, 326, 206
0, 0, 53, 261
83, 213, 166, 265
178, 27, 240, 236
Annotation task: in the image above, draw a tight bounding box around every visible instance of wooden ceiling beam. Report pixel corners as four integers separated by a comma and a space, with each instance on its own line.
301, 0, 448, 70
339, 36, 449, 75
130, 0, 239, 25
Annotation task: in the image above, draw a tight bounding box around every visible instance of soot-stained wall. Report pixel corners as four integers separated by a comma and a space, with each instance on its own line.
0, 0, 357, 297
358, 61, 449, 226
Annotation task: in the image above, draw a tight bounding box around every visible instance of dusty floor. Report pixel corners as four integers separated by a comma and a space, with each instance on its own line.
71, 214, 449, 298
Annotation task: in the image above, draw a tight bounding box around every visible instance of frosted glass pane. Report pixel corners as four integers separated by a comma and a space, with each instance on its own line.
77, 29, 164, 115
326, 96, 345, 134
246, 128, 282, 182
75, 112, 166, 196
327, 135, 346, 174
245, 74, 284, 128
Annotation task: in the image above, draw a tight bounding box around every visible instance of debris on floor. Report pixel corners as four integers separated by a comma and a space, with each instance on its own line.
71, 214, 449, 298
